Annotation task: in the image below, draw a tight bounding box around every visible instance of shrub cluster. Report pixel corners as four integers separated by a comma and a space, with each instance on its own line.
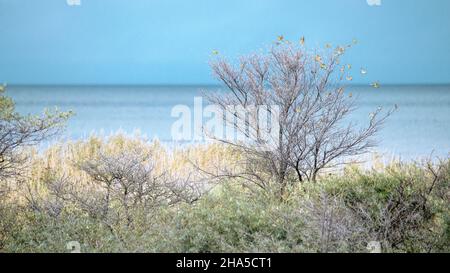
0, 135, 448, 253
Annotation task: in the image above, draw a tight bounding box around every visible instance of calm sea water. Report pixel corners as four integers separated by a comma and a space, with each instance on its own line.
7, 85, 450, 159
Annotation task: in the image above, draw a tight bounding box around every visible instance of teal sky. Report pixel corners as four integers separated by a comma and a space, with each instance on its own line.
1, 0, 449, 85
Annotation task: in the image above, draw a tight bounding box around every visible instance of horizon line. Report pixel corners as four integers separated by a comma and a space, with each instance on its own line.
5, 83, 450, 87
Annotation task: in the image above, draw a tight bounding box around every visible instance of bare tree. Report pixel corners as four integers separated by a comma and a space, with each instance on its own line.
206, 41, 393, 195
0, 85, 71, 191
73, 147, 204, 226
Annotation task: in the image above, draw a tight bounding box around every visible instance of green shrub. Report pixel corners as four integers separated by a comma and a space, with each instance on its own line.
0, 134, 448, 253
317, 161, 450, 252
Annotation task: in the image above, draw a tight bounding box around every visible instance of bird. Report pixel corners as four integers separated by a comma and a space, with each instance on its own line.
212, 50, 219, 55
371, 82, 380, 88
336, 47, 345, 54
315, 55, 322, 63
300, 36, 305, 45
347, 64, 352, 70
320, 63, 327, 69
277, 35, 284, 41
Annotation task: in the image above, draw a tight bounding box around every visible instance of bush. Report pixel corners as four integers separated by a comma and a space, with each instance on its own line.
318, 160, 450, 252
0, 134, 448, 253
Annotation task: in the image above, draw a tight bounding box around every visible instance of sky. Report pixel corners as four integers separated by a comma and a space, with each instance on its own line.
0, 0, 450, 85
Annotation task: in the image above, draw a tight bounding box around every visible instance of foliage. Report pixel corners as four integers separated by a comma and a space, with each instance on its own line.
0, 45, 447, 253
0, 133, 448, 253
0, 85, 72, 181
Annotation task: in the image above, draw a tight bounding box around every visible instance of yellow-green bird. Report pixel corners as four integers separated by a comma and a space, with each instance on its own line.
336, 47, 345, 54
212, 50, 219, 55
315, 55, 322, 63
277, 35, 284, 41
300, 36, 305, 45
371, 82, 380, 88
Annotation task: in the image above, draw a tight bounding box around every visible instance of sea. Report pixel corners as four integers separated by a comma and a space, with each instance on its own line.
6, 84, 450, 160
